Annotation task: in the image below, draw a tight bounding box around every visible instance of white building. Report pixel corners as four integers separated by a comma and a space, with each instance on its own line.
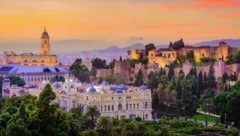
0, 65, 67, 87
55, 81, 152, 120
1, 77, 153, 120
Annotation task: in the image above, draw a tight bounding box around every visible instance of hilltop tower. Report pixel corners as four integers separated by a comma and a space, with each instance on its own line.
40, 28, 50, 55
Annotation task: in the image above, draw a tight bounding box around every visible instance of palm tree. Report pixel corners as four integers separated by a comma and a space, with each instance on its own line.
86, 105, 100, 128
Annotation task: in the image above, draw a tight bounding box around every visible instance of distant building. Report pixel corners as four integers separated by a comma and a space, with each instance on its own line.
82, 58, 93, 70
128, 40, 237, 68
3, 28, 57, 66
56, 81, 152, 120
0, 65, 67, 87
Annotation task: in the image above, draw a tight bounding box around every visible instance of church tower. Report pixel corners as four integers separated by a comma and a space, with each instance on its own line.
40, 28, 50, 55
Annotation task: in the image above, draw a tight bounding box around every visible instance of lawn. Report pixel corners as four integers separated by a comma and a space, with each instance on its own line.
192, 113, 220, 123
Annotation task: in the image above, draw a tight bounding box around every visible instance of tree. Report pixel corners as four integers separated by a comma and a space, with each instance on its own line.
227, 50, 240, 64
70, 58, 90, 82
103, 74, 125, 85
181, 79, 198, 116
96, 117, 112, 136
134, 69, 144, 86
167, 64, 174, 81
152, 90, 160, 117
81, 129, 98, 136
214, 90, 240, 128
197, 71, 203, 99
92, 58, 107, 69
86, 105, 100, 128
145, 43, 156, 55
186, 50, 194, 63
8, 75, 25, 87
222, 72, 228, 84
70, 105, 83, 117
200, 89, 214, 113
147, 72, 159, 90
207, 64, 216, 88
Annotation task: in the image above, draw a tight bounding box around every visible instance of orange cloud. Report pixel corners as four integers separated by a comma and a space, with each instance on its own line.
196, 0, 240, 8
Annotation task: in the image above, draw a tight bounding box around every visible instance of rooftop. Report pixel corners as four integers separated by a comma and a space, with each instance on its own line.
0, 64, 67, 74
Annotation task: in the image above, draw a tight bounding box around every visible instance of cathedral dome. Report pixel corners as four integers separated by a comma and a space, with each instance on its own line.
41, 28, 49, 39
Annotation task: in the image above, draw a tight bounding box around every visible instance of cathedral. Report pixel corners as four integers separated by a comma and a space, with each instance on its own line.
2, 28, 57, 66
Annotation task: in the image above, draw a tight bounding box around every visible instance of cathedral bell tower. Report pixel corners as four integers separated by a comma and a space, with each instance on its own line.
40, 28, 50, 55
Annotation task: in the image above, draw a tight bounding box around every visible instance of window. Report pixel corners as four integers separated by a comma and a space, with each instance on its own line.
108, 105, 110, 111
104, 105, 106, 111
137, 103, 139, 109
202, 53, 205, 57
118, 103, 122, 111
133, 104, 135, 109
130, 104, 132, 110
112, 105, 114, 111
144, 102, 148, 109
126, 103, 128, 110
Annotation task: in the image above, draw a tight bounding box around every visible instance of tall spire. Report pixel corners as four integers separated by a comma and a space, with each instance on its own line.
44, 27, 46, 32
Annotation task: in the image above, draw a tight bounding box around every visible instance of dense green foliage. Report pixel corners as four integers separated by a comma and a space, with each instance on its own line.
102, 74, 125, 85
134, 69, 144, 86
0, 84, 94, 136
92, 58, 108, 69
70, 59, 90, 83
214, 89, 240, 128
148, 69, 199, 117
227, 50, 240, 64
0, 83, 238, 135
200, 57, 216, 64
95, 117, 238, 136
8, 75, 25, 87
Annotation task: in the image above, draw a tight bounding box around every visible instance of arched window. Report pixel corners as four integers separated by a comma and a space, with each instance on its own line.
118, 103, 122, 111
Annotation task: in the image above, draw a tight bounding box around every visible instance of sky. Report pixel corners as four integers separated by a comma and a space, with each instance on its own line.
0, 0, 240, 53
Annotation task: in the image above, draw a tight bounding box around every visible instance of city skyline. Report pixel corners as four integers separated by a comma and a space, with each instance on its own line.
1, 0, 240, 52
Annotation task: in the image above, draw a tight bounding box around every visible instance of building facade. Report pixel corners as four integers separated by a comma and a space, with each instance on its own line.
56, 81, 152, 120
0, 65, 67, 87
129, 41, 237, 68
3, 28, 57, 66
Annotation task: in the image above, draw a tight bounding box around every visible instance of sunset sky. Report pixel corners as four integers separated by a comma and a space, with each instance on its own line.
1, 0, 240, 52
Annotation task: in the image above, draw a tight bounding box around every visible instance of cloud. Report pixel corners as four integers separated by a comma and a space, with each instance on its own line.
196, 0, 240, 8
137, 22, 206, 30
127, 36, 144, 43
2, 0, 78, 11
217, 14, 238, 21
